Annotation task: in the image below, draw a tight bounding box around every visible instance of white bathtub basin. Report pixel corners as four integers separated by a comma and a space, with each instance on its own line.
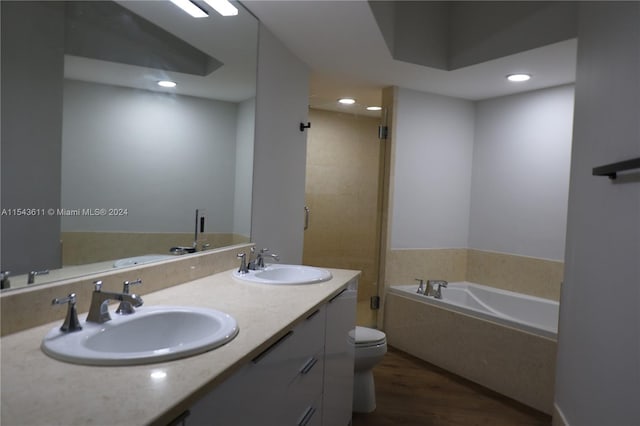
233, 264, 332, 285
389, 282, 558, 339
41, 306, 239, 366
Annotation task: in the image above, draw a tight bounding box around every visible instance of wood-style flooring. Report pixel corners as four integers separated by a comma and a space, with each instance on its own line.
352, 347, 552, 426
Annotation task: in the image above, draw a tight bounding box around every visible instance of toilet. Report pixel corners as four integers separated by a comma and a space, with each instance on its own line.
350, 326, 387, 413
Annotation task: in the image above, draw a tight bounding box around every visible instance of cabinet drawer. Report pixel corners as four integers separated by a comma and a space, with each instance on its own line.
252, 306, 326, 383
292, 394, 323, 426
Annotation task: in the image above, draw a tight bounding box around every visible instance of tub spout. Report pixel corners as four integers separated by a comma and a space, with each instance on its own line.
427, 280, 448, 299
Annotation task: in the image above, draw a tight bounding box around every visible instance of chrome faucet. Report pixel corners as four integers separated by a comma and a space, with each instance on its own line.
28, 269, 49, 284
87, 280, 143, 324
250, 248, 280, 270
51, 293, 82, 332
116, 278, 143, 315
427, 280, 448, 299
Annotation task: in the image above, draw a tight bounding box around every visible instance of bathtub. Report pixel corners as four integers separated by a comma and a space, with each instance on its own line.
388, 282, 558, 339
384, 281, 558, 414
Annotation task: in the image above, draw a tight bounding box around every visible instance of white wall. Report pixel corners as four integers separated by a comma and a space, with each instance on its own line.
469, 85, 574, 260
61, 80, 239, 233
251, 25, 309, 264
391, 88, 475, 249
554, 3, 640, 425
391, 85, 574, 263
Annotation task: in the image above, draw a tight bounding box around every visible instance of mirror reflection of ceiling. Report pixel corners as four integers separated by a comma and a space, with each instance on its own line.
66, 0, 258, 102
65, 1, 223, 77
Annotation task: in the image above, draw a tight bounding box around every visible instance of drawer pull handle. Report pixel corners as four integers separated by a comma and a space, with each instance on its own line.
306, 309, 320, 320
297, 406, 316, 426
300, 357, 318, 374
329, 288, 347, 303
252, 331, 294, 364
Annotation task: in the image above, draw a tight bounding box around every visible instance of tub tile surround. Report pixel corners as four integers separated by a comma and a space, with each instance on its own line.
384, 292, 557, 414
1, 266, 359, 426
467, 249, 563, 301
384, 248, 563, 301
0, 243, 253, 336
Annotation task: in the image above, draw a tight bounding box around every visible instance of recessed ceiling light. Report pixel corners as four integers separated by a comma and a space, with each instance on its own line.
366, 106, 382, 111
170, 0, 208, 18
203, 0, 238, 16
338, 98, 356, 105
157, 80, 177, 88
507, 73, 532, 82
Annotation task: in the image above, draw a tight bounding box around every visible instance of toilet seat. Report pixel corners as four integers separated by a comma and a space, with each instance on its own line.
350, 326, 387, 347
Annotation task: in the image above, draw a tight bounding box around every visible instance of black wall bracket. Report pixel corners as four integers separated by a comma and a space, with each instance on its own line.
592, 157, 640, 179
299, 122, 311, 132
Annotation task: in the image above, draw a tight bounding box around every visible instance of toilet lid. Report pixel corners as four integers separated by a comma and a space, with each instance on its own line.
349, 326, 386, 345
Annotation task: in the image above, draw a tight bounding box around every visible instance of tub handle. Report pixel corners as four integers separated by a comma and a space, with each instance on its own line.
415, 278, 426, 295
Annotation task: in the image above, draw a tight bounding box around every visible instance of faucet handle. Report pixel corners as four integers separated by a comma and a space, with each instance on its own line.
122, 278, 142, 294
237, 252, 248, 274
415, 278, 426, 294
117, 279, 142, 315
52, 293, 82, 333
93, 280, 103, 291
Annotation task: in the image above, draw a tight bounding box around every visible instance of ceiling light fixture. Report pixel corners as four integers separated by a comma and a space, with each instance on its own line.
366, 106, 382, 111
170, 0, 208, 18
203, 0, 238, 16
506, 73, 532, 82
338, 98, 356, 105
157, 80, 177, 88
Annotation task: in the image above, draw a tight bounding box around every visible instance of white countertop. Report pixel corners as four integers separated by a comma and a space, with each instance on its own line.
0, 267, 359, 426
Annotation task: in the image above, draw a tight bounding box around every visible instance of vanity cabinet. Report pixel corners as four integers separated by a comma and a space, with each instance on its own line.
186, 279, 357, 426
322, 282, 357, 426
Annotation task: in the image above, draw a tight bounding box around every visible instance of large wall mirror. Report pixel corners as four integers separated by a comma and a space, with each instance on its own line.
1, 1, 258, 290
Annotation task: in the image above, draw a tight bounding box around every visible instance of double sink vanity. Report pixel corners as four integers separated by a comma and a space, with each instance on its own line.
1, 248, 359, 426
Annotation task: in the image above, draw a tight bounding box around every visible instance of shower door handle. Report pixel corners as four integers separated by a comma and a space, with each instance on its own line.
304, 206, 310, 230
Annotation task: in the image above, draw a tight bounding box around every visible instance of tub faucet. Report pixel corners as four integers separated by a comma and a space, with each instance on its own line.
428, 280, 448, 299
87, 280, 143, 324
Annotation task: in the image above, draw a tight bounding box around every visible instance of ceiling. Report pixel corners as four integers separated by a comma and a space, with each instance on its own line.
244, 0, 578, 115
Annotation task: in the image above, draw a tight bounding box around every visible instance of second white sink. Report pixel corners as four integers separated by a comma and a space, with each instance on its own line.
233, 264, 332, 285
41, 306, 238, 366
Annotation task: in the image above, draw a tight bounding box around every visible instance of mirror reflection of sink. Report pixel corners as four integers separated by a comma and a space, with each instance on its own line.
233, 264, 332, 285
113, 254, 175, 268
41, 306, 238, 366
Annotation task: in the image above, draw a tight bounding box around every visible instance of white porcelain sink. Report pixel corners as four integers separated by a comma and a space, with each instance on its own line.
41, 306, 238, 366
233, 264, 332, 285
112, 254, 175, 268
